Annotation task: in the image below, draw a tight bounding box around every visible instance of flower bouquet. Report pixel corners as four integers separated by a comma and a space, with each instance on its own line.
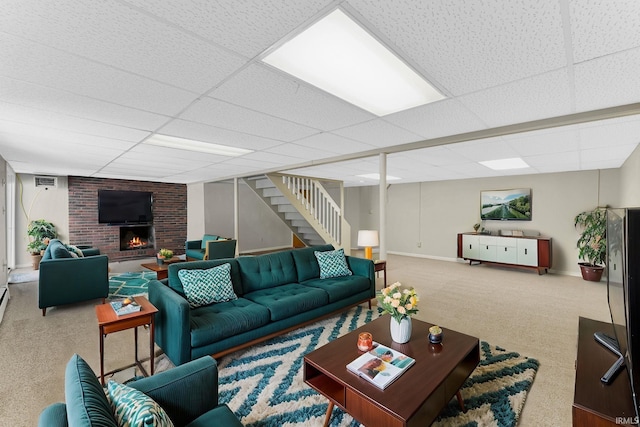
377, 282, 419, 322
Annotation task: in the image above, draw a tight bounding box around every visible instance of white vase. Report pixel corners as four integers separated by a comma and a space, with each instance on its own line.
390, 316, 412, 343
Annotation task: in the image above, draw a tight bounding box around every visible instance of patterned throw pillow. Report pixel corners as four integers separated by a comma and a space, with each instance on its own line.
106, 380, 174, 427
314, 248, 352, 279
177, 263, 238, 308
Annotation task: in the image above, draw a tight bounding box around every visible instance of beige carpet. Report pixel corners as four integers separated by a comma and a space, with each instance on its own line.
0, 255, 609, 426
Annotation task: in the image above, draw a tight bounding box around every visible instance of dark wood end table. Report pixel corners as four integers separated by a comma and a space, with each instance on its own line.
95, 295, 158, 385
140, 257, 185, 280
374, 260, 387, 288
304, 315, 479, 427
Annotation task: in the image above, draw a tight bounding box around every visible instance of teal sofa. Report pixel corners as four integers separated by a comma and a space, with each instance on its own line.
150, 245, 374, 366
38, 354, 242, 427
39, 239, 109, 316
186, 234, 236, 260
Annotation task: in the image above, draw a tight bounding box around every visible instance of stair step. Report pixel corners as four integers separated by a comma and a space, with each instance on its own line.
290, 220, 309, 228
269, 196, 289, 205
284, 212, 304, 220
262, 187, 282, 197
279, 205, 299, 213
298, 227, 316, 234
255, 178, 275, 189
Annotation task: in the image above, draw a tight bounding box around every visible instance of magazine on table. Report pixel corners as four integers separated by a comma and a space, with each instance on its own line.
110, 297, 141, 316
346, 342, 415, 389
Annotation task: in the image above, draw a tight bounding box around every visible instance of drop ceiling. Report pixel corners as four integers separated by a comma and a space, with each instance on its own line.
1, 0, 640, 186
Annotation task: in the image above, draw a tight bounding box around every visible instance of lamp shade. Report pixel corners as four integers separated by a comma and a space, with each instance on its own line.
357, 230, 379, 247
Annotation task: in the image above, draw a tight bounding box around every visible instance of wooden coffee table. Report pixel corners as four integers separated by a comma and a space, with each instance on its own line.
303, 315, 479, 427
140, 257, 185, 280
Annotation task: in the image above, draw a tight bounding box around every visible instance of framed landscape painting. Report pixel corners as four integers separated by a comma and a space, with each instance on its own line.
480, 188, 531, 221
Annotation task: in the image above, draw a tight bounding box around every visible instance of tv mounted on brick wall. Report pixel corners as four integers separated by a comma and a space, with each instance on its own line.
98, 190, 153, 224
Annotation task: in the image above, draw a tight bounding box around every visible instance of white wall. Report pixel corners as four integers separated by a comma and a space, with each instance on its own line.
15, 174, 69, 268
349, 169, 621, 275
203, 181, 292, 253
187, 182, 205, 241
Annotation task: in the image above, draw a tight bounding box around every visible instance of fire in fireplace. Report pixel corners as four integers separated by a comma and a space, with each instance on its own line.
120, 226, 153, 251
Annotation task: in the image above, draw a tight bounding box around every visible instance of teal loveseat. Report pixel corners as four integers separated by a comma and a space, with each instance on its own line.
38, 354, 242, 427
149, 245, 374, 366
39, 239, 109, 316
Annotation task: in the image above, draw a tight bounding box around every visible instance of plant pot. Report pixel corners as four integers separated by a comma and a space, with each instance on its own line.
31, 254, 42, 270
157, 258, 164, 266
579, 263, 604, 282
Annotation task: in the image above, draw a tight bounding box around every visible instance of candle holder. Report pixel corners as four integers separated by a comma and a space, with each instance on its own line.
357, 332, 373, 352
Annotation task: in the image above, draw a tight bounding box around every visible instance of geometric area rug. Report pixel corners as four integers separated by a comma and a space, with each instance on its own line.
177, 306, 539, 427
108, 271, 157, 299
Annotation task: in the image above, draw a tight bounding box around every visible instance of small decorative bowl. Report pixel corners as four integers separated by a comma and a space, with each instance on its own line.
429, 332, 443, 344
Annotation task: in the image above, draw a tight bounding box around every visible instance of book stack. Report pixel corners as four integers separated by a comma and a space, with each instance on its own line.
110, 297, 141, 316
346, 342, 415, 389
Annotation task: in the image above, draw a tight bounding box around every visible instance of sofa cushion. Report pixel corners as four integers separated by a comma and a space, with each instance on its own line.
301, 275, 372, 303
190, 298, 270, 347
185, 248, 206, 260
65, 354, 118, 427
178, 263, 238, 308
315, 248, 352, 279
291, 244, 334, 282
201, 234, 219, 250
51, 240, 73, 259
243, 283, 329, 321
169, 259, 242, 298
185, 405, 243, 427
106, 380, 174, 427
237, 251, 298, 293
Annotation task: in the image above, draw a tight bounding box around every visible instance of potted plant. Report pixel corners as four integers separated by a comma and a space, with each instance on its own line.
27, 219, 57, 270
574, 207, 607, 281
157, 248, 174, 265
377, 282, 419, 343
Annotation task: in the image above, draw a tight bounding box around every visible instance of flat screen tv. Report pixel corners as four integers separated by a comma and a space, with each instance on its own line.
480, 188, 531, 221
595, 208, 640, 419
98, 190, 153, 224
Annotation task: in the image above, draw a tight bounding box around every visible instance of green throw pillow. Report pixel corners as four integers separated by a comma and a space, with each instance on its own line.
314, 248, 352, 279
177, 263, 238, 308
106, 380, 174, 427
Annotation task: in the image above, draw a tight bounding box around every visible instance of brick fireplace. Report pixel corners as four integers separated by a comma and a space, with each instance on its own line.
68, 177, 186, 261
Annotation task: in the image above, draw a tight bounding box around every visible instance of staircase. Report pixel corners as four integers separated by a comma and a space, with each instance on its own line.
243, 173, 351, 253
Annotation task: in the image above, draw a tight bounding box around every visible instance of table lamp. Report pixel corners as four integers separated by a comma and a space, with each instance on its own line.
357, 230, 379, 260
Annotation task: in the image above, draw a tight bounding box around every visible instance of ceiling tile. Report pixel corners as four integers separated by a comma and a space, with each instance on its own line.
383, 99, 488, 139
0, 33, 198, 116
506, 127, 580, 156
123, 0, 332, 58
445, 137, 520, 162
294, 133, 374, 154
570, 0, 640, 63
333, 119, 422, 148
574, 47, 640, 112
0, 102, 150, 142
0, 0, 247, 93
348, 0, 566, 95
211, 64, 375, 130
181, 97, 317, 142
458, 69, 574, 128
0, 77, 167, 130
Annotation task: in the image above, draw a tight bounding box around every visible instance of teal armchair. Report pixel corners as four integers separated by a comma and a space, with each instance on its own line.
38, 354, 242, 427
38, 239, 109, 316
186, 235, 236, 260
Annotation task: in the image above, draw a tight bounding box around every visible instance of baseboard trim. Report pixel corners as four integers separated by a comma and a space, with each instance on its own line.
387, 251, 459, 263
0, 286, 9, 325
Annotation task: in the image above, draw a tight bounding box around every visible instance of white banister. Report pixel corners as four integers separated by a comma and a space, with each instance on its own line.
274, 173, 344, 245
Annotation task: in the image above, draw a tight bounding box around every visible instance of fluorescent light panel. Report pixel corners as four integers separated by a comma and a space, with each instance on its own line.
263, 9, 445, 116
357, 173, 401, 181
479, 157, 530, 170
144, 134, 252, 156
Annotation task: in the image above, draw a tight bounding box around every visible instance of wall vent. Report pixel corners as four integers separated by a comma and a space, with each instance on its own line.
34, 176, 57, 188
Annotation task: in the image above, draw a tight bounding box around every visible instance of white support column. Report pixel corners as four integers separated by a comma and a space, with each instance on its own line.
379, 153, 387, 261
233, 178, 239, 256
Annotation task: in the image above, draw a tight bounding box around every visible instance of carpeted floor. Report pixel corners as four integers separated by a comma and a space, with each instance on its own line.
108, 271, 157, 299
155, 306, 539, 426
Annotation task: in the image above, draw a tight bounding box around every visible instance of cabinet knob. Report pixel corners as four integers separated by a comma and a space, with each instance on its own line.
525, 249, 528, 255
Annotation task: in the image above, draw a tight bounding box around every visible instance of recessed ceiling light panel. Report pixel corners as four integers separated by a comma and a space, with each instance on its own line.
144, 134, 252, 156
479, 157, 530, 170
263, 9, 445, 116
